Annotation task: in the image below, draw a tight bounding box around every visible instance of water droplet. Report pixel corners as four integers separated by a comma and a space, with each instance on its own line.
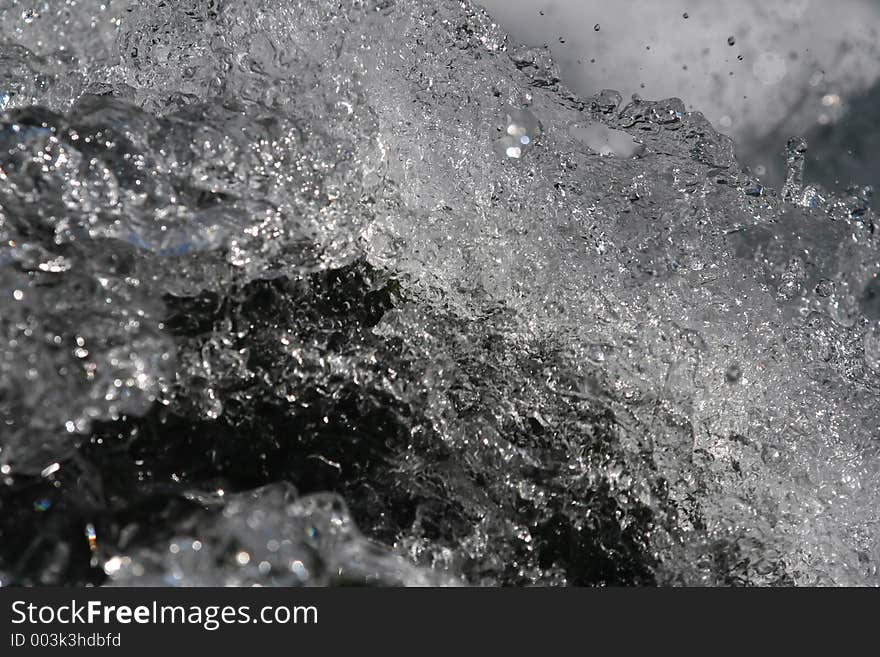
727, 36, 736, 46
682, 12, 689, 19
494, 107, 542, 159
594, 23, 600, 31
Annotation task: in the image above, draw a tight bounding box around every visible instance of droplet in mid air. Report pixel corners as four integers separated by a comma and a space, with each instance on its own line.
594, 23, 600, 31
727, 36, 736, 46
494, 107, 542, 159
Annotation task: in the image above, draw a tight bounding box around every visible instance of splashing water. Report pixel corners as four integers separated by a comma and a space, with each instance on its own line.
0, 0, 879, 587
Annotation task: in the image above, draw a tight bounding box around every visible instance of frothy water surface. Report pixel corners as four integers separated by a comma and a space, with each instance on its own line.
0, 0, 878, 586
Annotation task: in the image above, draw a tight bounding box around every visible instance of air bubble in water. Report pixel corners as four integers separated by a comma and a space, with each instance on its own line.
494, 107, 542, 159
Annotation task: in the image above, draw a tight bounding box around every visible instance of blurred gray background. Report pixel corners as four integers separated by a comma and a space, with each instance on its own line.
480, 0, 880, 191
